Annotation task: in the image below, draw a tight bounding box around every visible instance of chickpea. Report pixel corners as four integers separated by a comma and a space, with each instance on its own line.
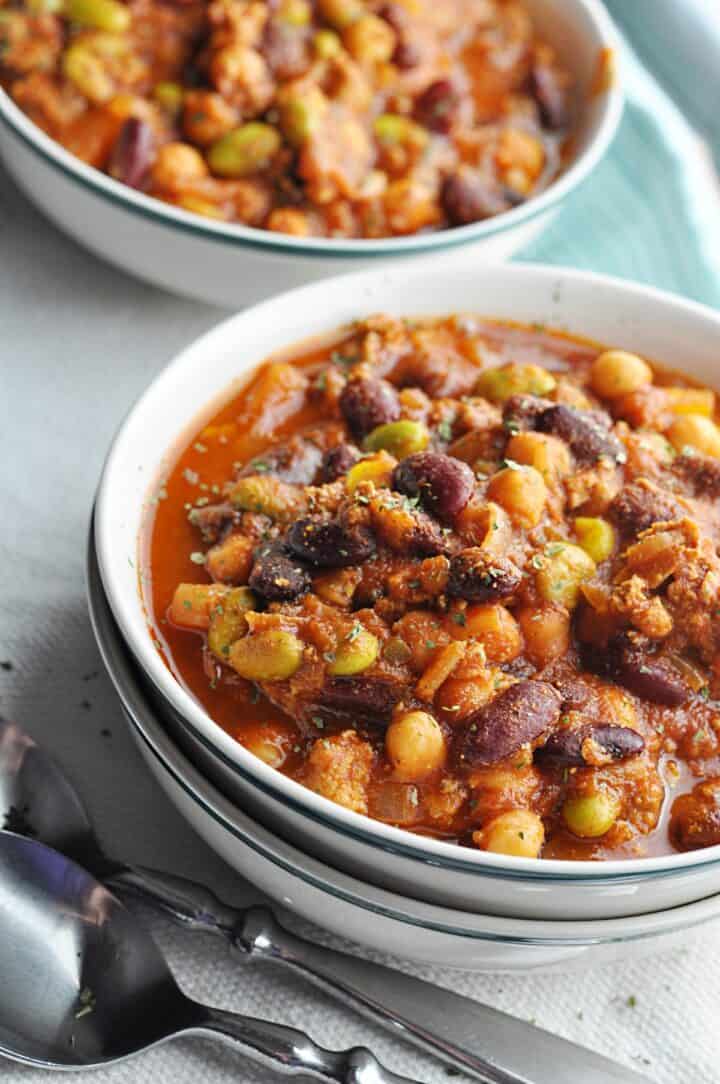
343, 13, 395, 64
535, 543, 596, 609
385, 711, 446, 781
453, 604, 522, 663
345, 450, 396, 493
486, 464, 547, 528
151, 143, 208, 191
476, 363, 555, 403
505, 431, 571, 482
207, 122, 281, 178
573, 517, 615, 564
563, 790, 620, 838
590, 350, 652, 399
328, 626, 379, 676
229, 629, 304, 681
182, 90, 237, 147
667, 414, 720, 457
473, 809, 545, 858
516, 604, 570, 667
363, 419, 430, 458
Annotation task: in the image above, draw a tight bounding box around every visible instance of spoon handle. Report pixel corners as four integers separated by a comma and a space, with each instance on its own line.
192, 1004, 417, 1084
108, 869, 649, 1084
107, 864, 240, 933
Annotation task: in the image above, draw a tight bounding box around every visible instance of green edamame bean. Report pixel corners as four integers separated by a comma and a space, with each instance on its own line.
207, 123, 281, 179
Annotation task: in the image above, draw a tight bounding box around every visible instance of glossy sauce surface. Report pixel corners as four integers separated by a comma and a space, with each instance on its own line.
144, 316, 720, 860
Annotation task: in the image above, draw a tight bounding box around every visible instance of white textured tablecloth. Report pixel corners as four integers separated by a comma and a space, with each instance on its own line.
3, 22, 720, 1080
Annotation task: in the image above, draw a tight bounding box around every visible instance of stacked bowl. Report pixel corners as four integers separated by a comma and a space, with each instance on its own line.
91, 264, 720, 971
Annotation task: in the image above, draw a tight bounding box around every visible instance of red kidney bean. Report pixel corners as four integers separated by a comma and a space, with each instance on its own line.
414, 78, 460, 133
320, 443, 361, 482
673, 453, 720, 498
286, 516, 376, 567
535, 725, 645, 767
537, 404, 626, 464
447, 548, 521, 602
616, 651, 688, 707
109, 118, 155, 190
407, 512, 453, 557
530, 64, 569, 129
392, 452, 475, 521
316, 677, 404, 726
441, 170, 510, 225
609, 480, 685, 534
393, 39, 421, 68
339, 376, 401, 440
455, 680, 562, 768
248, 543, 311, 602
585, 640, 689, 707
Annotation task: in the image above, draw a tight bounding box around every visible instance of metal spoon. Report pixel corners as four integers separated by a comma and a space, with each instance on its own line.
0, 719, 651, 1084
0, 829, 414, 1082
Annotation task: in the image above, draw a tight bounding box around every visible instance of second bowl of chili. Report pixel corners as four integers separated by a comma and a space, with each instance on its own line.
0, 0, 621, 306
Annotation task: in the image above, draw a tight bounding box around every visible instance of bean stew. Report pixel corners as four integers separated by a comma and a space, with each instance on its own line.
144, 314, 720, 860
0, 0, 573, 236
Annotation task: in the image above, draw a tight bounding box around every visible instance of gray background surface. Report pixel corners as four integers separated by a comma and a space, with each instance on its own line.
2, 158, 720, 1084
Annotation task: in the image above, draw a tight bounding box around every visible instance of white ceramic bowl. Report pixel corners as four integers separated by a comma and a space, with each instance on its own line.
87, 536, 720, 972
0, 0, 622, 308
95, 262, 720, 921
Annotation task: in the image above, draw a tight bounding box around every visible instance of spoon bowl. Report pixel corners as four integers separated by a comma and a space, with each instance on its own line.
0, 830, 414, 1083
0, 831, 191, 1068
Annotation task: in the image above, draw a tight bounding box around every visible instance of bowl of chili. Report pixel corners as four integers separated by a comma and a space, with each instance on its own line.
0, 0, 621, 307
95, 263, 720, 920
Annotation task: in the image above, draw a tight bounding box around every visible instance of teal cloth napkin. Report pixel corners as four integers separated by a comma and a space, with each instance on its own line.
521, 0, 720, 310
